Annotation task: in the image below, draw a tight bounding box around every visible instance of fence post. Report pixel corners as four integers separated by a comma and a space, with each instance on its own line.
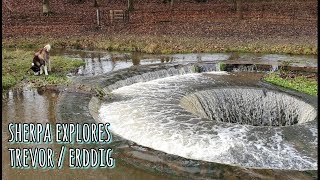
110, 10, 113, 23
293, 3, 296, 27
236, 0, 243, 20
261, 2, 264, 19
125, 10, 130, 22
96, 9, 100, 26
170, 0, 174, 22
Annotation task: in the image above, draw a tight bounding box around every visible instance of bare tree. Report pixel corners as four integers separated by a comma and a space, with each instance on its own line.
4, 0, 13, 13
236, 0, 243, 19
43, 0, 51, 16
94, 0, 99, 7
128, 0, 134, 11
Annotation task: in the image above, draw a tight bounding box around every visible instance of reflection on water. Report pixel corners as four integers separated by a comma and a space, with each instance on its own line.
2, 86, 58, 125
2, 87, 171, 180
52, 49, 317, 77
75, 52, 178, 76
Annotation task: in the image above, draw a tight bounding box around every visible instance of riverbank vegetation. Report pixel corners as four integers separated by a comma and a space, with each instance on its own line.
264, 73, 317, 96
2, 35, 317, 55
2, 48, 85, 90
2, 37, 317, 95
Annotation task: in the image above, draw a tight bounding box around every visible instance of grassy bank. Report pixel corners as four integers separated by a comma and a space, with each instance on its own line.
2, 35, 317, 55
2, 36, 317, 93
264, 73, 317, 96
2, 48, 85, 90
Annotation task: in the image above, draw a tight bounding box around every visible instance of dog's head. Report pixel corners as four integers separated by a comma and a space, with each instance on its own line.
44, 44, 51, 52
30, 63, 40, 73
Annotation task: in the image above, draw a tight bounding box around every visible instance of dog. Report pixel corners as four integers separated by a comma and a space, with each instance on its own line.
30, 44, 51, 75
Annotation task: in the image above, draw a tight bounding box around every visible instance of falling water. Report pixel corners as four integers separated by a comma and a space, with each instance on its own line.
104, 64, 219, 92
180, 88, 317, 126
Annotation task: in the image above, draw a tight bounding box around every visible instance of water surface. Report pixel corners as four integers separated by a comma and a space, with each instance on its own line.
2, 50, 317, 179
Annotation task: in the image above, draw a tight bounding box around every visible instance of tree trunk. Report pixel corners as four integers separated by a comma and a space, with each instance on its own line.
236, 0, 243, 19
94, 0, 99, 7
128, 0, 134, 11
43, 0, 51, 15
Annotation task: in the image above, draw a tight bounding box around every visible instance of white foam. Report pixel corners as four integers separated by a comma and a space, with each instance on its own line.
99, 73, 317, 170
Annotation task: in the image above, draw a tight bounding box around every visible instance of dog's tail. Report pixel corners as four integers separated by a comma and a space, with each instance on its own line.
44, 44, 51, 52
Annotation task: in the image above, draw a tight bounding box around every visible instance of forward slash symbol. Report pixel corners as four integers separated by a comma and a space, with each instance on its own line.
57, 145, 66, 168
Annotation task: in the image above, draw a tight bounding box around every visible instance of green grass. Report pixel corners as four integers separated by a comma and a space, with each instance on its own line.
2, 48, 85, 90
264, 73, 318, 96
2, 35, 317, 55
218, 62, 227, 71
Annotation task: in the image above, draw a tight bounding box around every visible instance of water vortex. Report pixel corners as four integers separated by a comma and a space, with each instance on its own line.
180, 88, 317, 126
89, 63, 318, 171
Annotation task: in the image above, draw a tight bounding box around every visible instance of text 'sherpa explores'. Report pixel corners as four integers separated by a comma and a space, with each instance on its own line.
8, 123, 114, 169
